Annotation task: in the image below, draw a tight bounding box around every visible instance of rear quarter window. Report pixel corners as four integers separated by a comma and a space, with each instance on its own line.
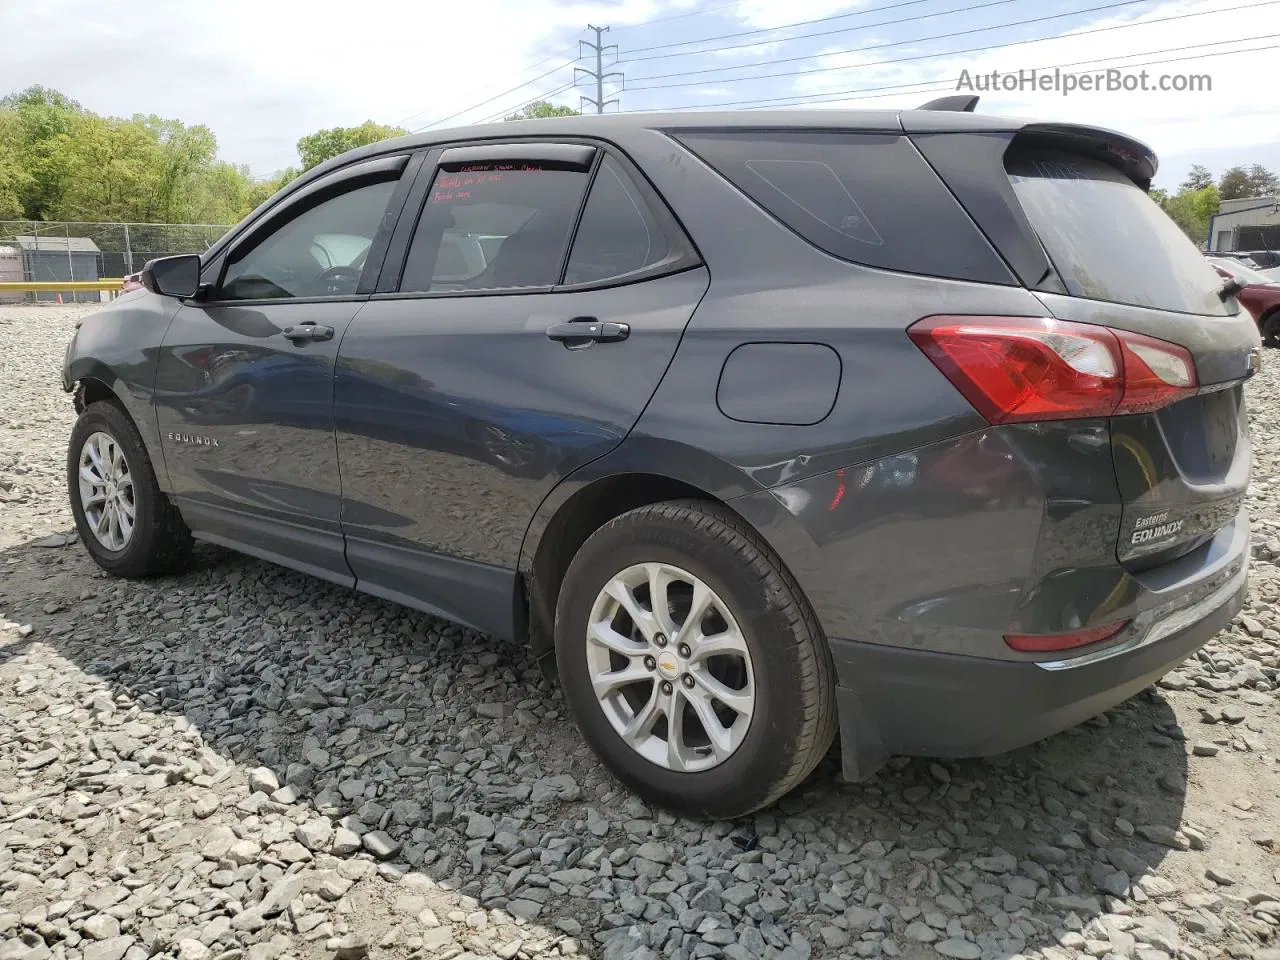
1006, 148, 1231, 316
674, 130, 1015, 285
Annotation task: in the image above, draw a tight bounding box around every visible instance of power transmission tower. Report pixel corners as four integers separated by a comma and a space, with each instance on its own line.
576, 24, 624, 114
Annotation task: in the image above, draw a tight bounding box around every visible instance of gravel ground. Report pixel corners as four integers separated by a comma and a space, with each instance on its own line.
1, 303, 1279, 960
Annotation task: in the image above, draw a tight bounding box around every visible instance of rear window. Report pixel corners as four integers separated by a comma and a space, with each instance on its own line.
676, 131, 1014, 285
1006, 148, 1230, 316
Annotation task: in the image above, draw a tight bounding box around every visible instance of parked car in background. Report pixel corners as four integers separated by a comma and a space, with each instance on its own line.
1244, 250, 1280, 269
1208, 256, 1280, 345
1212, 251, 1262, 268
61, 105, 1261, 818
120, 272, 143, 293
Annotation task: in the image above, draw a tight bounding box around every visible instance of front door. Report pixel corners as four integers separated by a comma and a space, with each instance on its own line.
155, 160, 412, 583
334, 142, 708, 637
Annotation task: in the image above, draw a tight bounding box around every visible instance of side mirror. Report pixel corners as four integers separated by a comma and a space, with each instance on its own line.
140, 254, 201, 298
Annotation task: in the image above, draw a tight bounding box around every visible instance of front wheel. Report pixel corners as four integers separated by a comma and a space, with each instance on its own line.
68, 400, 192, 578
554, 500, 836, 819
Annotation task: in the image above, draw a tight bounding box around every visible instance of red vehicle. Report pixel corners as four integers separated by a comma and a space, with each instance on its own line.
1208, 256, 1280, 346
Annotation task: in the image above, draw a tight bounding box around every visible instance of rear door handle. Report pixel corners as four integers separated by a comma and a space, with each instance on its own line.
282, 323, 334, 343
545, 318, 630, 345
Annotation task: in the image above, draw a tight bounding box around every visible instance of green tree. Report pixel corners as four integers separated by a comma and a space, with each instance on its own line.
296, 121, 408, 172
504, 100, 579, 121
1216, 165, 1279, 201
0, 84, 273, 223
1, 85, 82, 219
0, 110, 32, 218
1180, 164, 1213, 191
1245, 163, 1279, 198
1155, 184, 1220, 243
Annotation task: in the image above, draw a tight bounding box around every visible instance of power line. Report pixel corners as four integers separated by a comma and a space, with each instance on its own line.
476, 79, 580, 125
631, 0, 742, 27
623, 0, 1026, 78
621, 0, 1277, 92
739, 42, 1279, 109
393, 47, 576, 128
623, 0, 989, 57
411, 54, 581, 131
633, 38, 1276, 112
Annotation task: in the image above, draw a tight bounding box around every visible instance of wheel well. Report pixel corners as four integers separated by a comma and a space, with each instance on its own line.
526, 473, 716, 664
73, 377, 116, 414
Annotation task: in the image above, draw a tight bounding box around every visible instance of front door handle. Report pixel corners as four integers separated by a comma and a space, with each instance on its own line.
282, 322, 334, 343
545, 317, 630, 345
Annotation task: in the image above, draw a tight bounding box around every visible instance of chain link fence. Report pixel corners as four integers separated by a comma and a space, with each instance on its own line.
0, 221, 233, 302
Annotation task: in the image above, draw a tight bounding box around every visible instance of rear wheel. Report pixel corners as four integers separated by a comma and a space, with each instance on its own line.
68, 400, 192, 577
1261, 310, 1280, 347
554, 499, 836, 819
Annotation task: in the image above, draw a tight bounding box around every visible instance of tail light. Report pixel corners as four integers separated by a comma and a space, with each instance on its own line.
908, 316, 1198, 424
1004, 619, 1130, 653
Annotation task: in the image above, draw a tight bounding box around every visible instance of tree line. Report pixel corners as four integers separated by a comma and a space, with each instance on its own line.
1151, 163, 1278, 247
0, 85, 579, 226
17, 82, 1267, 245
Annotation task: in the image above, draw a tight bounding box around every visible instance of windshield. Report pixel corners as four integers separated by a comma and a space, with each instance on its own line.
1210, 257, 1271, 285
1006, 147, 1230, 316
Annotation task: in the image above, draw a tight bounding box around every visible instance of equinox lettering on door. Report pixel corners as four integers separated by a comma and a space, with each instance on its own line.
167, 432, 220, 447
1131, 511, 1184, 543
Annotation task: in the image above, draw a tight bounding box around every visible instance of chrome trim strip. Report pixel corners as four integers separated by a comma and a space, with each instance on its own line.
1035, 560, 1247, 672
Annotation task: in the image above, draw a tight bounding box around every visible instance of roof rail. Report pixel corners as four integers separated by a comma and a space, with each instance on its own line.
916, 95, 979, 112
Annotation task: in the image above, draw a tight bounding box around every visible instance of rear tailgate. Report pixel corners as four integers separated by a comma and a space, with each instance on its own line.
911, 119, 1262, 571
1034, 291, 1255, 569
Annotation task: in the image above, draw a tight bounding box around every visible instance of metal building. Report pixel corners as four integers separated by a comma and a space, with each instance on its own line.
0, 245, 23, 304
14, 235, 103, 302
1206, 196, 1280, 253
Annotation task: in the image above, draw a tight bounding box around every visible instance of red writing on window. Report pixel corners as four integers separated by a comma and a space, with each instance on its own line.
428, 163, 550, 204
430, 189, 472, 204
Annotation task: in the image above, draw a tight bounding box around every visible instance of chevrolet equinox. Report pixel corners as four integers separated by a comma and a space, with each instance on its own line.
63, 102, 1261, 819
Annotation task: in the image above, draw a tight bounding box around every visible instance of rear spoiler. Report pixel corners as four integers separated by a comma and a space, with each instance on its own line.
1012, 122, 1158, 189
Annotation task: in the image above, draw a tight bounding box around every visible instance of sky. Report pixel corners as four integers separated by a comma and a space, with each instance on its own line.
2, 0, 1277, 190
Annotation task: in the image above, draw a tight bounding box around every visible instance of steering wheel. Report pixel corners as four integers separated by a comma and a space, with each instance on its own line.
311, 265, 363, 296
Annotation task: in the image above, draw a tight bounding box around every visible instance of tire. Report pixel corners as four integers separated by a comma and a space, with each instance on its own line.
67, 400, 192, 578
1261, 311, 1280, 348
554, 499, 836, 819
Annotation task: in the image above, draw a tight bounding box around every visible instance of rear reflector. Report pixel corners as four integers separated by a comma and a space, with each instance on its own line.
1004, 620, 1130, 653
908, 316, 1198, 424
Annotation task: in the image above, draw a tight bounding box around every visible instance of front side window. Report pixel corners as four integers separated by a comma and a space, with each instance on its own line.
220, 179, 397, 301
400, 161, 590, 293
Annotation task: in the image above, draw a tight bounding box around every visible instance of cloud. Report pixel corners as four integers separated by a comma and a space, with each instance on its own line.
733, 0, 867, 29
0, 0, 660, 176
781, 0, 1280, 178
710, 41, 784, 57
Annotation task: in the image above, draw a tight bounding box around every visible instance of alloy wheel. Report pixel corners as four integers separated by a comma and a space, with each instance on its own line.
78, 431, 136, 552
585, 562, 755, 773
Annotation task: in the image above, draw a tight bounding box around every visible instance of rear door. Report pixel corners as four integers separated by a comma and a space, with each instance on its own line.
154, 154, 417, 583
334, 140, 707, 637
988, 135, 1259, 569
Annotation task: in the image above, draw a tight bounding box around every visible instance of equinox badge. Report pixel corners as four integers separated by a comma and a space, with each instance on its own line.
168, 432, 219, 447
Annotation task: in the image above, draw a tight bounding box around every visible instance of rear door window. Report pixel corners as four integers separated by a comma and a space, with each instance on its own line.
563, 155, 696, 285
1006, 148, 1230, 316
399, 160, 589, 293
674, 130, 1014, 284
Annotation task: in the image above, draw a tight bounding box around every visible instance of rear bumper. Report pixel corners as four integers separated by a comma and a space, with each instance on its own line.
832, 560, 1246, 781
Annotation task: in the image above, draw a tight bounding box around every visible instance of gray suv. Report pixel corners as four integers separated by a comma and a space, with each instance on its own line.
63, 104, 1261, 819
